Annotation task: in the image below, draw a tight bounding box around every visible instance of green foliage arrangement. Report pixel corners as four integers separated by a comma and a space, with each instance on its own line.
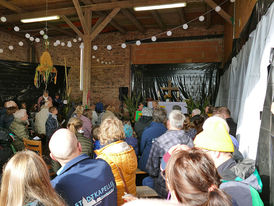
123, 93, 142, 122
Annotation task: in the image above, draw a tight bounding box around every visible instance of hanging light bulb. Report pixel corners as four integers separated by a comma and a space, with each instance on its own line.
93, 45, 98, 50
53, 42, 58, 47
56, 40, 60, 45
67, 42, 72, 47
35, 38, 40, 43
107, 45, 112, 50
92, 55, 95, 59
14, 26, 20, 32
230, 0, 235, 2
1, 16, 7, 22
215, 6, 221, 12
61, 42, 65, 46
166, 31, 172, 36
40, 30, 45, 35
78, 37, 82, 42
43, 34, 48, 39
18, 41, 24, 46
101, 61, 104, 64
29, 37, 34, 41
25, 33, 30, 38
73, 38, 77, 43
151, 36, 157, 41
199, 16, 205, 22
8, 45, 14, 50
121, 43, 127, 48
136, 40, 141, 46
183, 24, 188, 30
96, 58, 100, 62
0, 48, 3, 53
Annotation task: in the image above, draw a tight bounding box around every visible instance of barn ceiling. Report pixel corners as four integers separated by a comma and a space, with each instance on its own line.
0, 0, 231, 38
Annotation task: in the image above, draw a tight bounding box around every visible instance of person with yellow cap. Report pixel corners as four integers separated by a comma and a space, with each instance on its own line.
194, 116, 263, 206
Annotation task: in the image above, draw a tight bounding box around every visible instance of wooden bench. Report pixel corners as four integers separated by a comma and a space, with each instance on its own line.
136, 168, 147, 175
136, 186, 158, 198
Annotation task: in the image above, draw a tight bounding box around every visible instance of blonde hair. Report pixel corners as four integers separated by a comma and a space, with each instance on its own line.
0, 151, 66, 206
83, 109, 93, 120
99, 117, 125, 145
74, 105, 84, 117
67, 117, 83, 135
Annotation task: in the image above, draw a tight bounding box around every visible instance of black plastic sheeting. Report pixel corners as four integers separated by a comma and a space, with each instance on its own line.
222, 0, 274, 74
131, 63, 219, 104
0, 60, 69, 108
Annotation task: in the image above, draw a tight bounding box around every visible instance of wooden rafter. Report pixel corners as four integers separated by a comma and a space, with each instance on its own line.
0, 0, 23, 12
150, 10, 165, 31
62, 15, 84, 38
5, 0, 201, 22
121, 9, 145, 33
90, 8, 120, 41
177, 8, 186, 25
84, 8, 92, 35
72, 0, 88, 34
0, 0, 74, 37
205, 0, 232, 24
81, 0, 126, 34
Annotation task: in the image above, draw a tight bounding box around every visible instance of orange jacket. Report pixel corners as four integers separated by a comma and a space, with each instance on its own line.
96, 140, 137, 206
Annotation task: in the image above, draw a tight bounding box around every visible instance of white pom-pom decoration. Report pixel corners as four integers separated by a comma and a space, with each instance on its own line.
183, 24, 188, 30
151, 36, 157, 42
230, 0, 235, 2
29, 37, 34, 41
78, 37, 82, 42
166, 31, 172, 36
121, 43, 127, 48
107, 45, 112, 50
136, 40, 141, 46
101, 61, 104, 64
53, 42, 58, 47
40, 30, 45, 35
96, 58, 100, 62
93, 45, 98, 51
56, 40, 60, 45
14, 26, 20, 32
61, 42, 65, 46
1, 16, 7, 22
35, 38, 40, 43
8, 45, 14, 50
18, 41, 24, 46
73, 38, 77, 43
0, 48, 3, 53
215, 6, 221, 12
199, 16, 205, 22
25, 33, 30, 38
43, 34, 48, 39
92, 55, 95, 59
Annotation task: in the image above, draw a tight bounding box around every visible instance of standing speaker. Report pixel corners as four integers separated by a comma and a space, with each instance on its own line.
119, 87, 128, 101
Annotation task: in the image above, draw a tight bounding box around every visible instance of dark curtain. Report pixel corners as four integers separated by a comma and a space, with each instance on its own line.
131, 63, 219, 104
0, 60, 69, 107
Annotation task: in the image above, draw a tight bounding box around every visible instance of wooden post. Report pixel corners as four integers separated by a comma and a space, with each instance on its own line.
82, 35, 92, 106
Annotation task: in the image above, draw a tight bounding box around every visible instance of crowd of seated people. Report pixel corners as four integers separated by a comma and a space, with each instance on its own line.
0, 93, 264, 206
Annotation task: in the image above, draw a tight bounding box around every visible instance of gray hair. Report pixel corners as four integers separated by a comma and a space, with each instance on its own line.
168, 110, 185, 129
152, 108, 167, 123
192, 108, 201, 116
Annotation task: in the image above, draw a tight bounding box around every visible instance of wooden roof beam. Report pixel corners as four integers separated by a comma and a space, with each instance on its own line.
62, 15, 84, 38
81, 0, 126, 34
177, 8, 186, 25
72, 0, 88, 34
90, 8, 120, 41
205, 0, 232, 24
205, 4, 211, 29
121, 9, 145, 33
151, 10, 165, 31
5, 0, 202, 22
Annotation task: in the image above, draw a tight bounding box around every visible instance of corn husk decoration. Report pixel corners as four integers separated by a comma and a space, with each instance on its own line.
34, 51, 57, 88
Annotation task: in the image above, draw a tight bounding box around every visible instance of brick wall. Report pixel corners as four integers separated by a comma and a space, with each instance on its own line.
0, 25, 224, 107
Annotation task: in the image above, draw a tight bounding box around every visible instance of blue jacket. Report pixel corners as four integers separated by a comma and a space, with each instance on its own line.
51, 154, 117, 206
138, 122, 167, 171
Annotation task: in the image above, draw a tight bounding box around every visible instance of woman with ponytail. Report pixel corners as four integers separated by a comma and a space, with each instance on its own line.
164, 148, 234, 206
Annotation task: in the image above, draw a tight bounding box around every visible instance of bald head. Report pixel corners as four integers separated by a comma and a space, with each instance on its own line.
49, 129, 80, 164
